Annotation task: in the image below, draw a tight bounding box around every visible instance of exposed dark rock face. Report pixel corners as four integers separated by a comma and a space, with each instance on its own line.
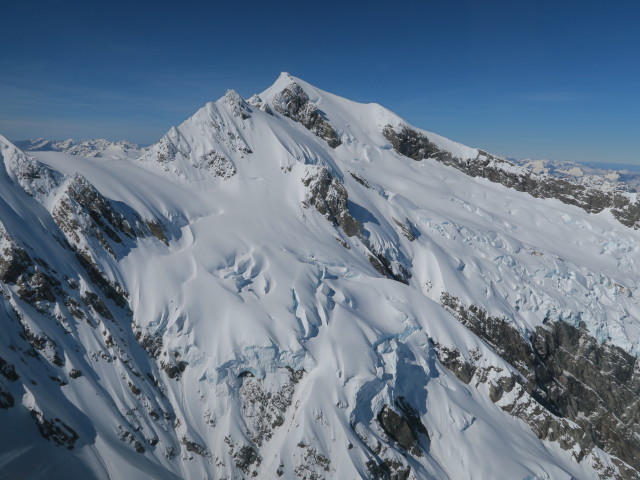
2, 145, 63, 197
16, 269, 59, 304
235, 445, 260, 474
22, 325, 64, 366
392, 217, 419, 242
294, 441, 331, 480
196, 150, 237, 178
1, 223, 69, 313
118, 428, 146, 454
366, 250, 410, 285
302, 166, 360, 237
145, 220, 169, 245
0, 389, 14, 409
377, 397, 429, 457
222, 89, 252, 120
75, 252, 128, 309
273, 83, 342, 148
53, 174, 157, 258
349, 171, 373, 189
155, 136, 179, 165
0, 357, 19, 382
440, 293, 640, 479
366, 459, 411, 480
247, 94, 274, 115
0, 225, 32, 284
382, 125, 443, 163
46, 174, 166, 318
302, 166, 411, 284
30, 410, 79, 449
181, 436, 209, 457
239, 367, 303, 446
81, 291, 114, 321
434, 344, 476, 384
0, 356, 18, 409
224, 437, 262, 476
135, 330, 163, 359
160, 351, 188, 380
383, 124, 640, 229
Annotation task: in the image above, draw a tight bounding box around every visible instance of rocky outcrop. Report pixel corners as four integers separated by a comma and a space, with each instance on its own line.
1, 139, 63, 197
30, 409, 79, 449
0, 356, 18, 409
148, 100, 252, 174
377, 397, 429, 457
366, 459, 411, 480
302, 166, 411, 284
239, 367, 303, 447
302, 166, 360, 237
0, 224, 32, 284
154, 135, 180, 165
392, 217, 419, 241
196, 150, 237, 178
224, 437, 262, 476
247, 94, 274, 115
383, 124, 640, 229
54, 174, 139, 251
1, 222, 67, 312
273, 83, 341, 148
439, 293, 640, 479
222, 89, 252, 120
383, 125, 444, 163
365, 249, 411, 285
294, 441, 331, 480
53, 173, 166, 259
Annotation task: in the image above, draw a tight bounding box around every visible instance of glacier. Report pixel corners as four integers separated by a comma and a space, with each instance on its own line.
1, 73, 639, 479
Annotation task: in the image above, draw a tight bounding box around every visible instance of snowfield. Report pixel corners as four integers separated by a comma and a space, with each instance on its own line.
1, 73, 639, 479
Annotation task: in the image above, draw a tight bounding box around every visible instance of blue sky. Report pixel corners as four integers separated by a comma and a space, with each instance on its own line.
1, 0, 638, 164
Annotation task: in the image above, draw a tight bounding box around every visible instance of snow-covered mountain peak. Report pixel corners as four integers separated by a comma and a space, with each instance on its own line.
5, 76, 640, 479
140, 73, 487, 186
261, 73, 370, 119
140, 91, 255, 181
0, 135, 63, 199
259, 71, 297, 97
221, 89, 252, 120
257, 74, 482, 162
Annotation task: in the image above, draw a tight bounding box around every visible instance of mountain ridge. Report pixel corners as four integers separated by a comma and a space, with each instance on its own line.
1, 74, 639, 479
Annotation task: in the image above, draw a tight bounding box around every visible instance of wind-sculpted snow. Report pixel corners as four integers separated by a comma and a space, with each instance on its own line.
1, 74, 640, 479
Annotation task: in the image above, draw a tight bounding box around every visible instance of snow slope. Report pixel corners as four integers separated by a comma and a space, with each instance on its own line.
1, 74, 640, 479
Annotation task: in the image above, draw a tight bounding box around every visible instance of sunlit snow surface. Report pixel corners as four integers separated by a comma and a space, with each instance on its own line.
1, 73, 638, 479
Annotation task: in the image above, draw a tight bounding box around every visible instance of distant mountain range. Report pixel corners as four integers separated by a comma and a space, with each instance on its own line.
14, 138, 143, 159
